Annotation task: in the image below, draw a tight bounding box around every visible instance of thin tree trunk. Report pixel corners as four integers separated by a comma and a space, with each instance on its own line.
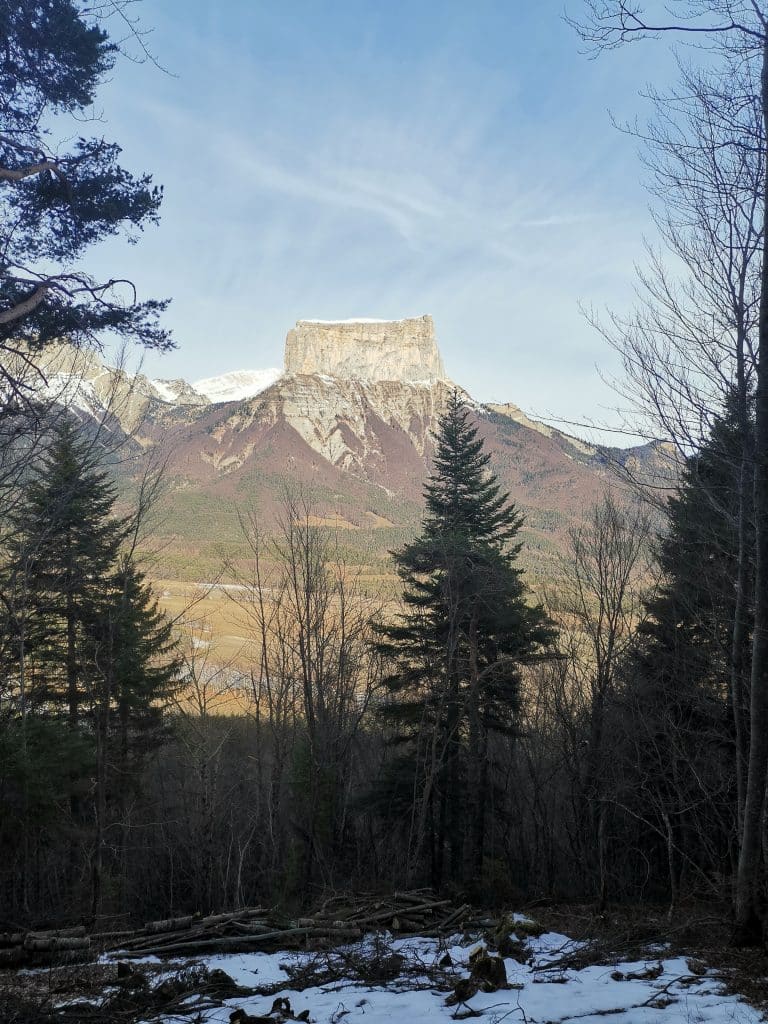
446, 673, 462, 884
92, 712, 107, 919
735, 31, 768, 946
731, 434, 752, 836
464, 614, 483, 886
597, 802, 608, 911
663, 809, 677, 922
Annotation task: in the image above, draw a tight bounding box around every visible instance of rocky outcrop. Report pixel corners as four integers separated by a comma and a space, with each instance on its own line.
284, 315, 446, 382
152, 378, 210, 406
244, 374, 465, 479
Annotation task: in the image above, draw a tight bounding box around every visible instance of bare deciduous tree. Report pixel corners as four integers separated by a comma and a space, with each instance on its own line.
571, 0, 768, 941
557, 491, 651, 902
227, 491, 384, 894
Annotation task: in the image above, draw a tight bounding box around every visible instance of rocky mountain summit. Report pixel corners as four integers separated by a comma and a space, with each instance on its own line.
30, 317, 673, 583
284, 315, 446, 382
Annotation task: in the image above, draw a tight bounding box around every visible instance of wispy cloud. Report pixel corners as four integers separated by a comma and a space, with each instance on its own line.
97, 1, 672, 428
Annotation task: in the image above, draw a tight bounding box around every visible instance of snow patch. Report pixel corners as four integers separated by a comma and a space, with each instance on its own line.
39, 373, 100, 416
151, 380, 185, 403
110, 922, 761, 1024
192, 369, 282, 404
150, 379, 182, 403
300, 317, 424, 325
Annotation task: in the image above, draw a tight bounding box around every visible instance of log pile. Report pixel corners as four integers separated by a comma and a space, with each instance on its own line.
0, 926, 91, 966
303, 890, 475, 938
0, 890, 480, 967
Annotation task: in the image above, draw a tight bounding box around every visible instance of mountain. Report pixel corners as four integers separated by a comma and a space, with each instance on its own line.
29, 317, 673, 587
190, 369, 283, 403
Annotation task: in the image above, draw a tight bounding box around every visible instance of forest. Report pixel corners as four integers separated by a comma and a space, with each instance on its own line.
3, 0, 768, 975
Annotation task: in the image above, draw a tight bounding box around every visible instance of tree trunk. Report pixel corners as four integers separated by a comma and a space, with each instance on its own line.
463, 614, 483, 887
735, 31, 768, 947
446, 674, 463, 884
91, 712, 107, 919
731, 430, 752, 837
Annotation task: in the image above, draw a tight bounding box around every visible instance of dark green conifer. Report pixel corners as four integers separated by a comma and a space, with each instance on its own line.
0, 417, 179, 913
374, 392, 554, 888
6, 419, 126, 725
615, 400, 752, 896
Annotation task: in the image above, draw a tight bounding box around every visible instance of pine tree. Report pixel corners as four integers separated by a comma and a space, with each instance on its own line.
89, 556, 181, 913
374, 392, 554, 889
6, 419, 126, 727
1, 1, 170, 367
0, 417, 180, 914
616, 401, 752, 899
0, 2, 171, 511
637, 399, 752, 712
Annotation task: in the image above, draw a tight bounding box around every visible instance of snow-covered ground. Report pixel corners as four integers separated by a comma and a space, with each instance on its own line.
107, 923, 762, 1024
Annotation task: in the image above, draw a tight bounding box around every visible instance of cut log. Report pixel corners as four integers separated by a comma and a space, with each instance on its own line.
0, 947, 27, 966
201, 909, 262, 929
438, 904, 471, 930
120, 925, 362, 959
229, 921, 278, 935
90, 929, 138, 942
23, 936, 90, 952
144, 914, 195, 933
394, 890, 436, 903
26, 926, 87, 940
350, 899, 450, 925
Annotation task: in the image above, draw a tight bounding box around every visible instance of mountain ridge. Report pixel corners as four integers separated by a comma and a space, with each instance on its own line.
27, 318, 674, 586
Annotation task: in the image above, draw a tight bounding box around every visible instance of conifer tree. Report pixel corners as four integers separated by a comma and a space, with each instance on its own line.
108, 558, 180, 778
640, 400, 752, 692
616, 401, 753, 899
6, 419, 126, 726
1, 1, 171, 371
0, 417, 180, 913
88, 556, 180, 912
0, 1, 171, 510
375, 391, 554, 888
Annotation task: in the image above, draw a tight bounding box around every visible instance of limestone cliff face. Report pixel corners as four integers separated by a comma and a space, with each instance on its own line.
34, 320, 457, 484
238, 374, 465, 479
284, 315, 446, 382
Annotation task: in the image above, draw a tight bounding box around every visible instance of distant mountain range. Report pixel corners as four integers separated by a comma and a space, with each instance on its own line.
32, 317, 674, 588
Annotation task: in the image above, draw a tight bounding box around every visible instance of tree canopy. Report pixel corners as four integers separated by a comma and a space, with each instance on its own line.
0, 0, 171, 411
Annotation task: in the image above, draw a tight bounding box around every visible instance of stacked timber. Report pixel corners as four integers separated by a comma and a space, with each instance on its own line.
0, 890, 479, 967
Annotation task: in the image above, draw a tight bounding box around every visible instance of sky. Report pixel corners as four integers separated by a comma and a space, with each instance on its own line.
90, 1, 683, 434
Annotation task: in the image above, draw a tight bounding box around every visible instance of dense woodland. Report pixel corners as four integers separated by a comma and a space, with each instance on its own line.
3, 0, 768, 950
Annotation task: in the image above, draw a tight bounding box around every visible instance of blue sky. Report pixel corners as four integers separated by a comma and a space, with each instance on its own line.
92, 1, 680, 432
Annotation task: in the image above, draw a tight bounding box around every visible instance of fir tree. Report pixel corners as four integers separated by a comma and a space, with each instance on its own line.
0, 417, 180, 913
88, 556, 180, 913
374, 392, 554, 889
636, 398, 753, 711
615, 401, 753, 898
99, 556, 181, 790
6, 419, 126, 726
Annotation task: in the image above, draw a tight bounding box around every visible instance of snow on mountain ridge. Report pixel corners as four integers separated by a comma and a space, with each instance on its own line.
150, 379, 182, 403
192, 368, 283, 403
40, 372, 100, 416
302, 317, 420, 324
